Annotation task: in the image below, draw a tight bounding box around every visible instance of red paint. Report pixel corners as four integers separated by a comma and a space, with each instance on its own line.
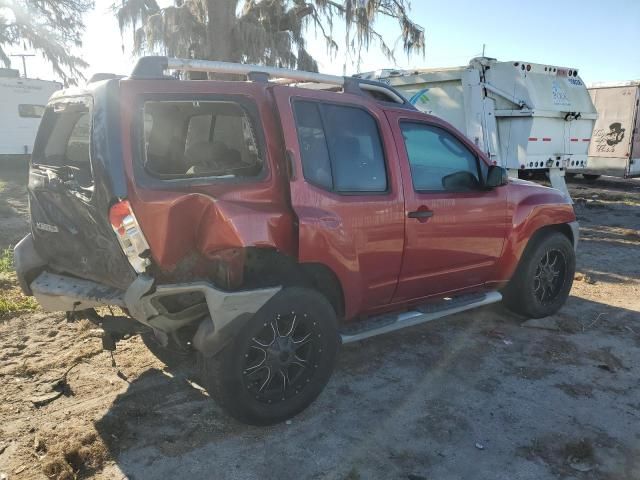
570, 138, 579, 142
542, 137, 552, 142
385, 109, 509, 303
272, 86, 405, 320
528, 137, 538, 141
119, 80, 296, 271
117, 78, 576, 322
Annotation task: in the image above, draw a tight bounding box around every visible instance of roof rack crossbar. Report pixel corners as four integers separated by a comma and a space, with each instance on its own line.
130, 56, 409, 105
167, 57, 346, 87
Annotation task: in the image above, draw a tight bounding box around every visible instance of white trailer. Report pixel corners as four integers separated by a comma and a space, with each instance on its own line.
357, 57, 597, 196
0, 68, 61, 157
577, 81, 640, 179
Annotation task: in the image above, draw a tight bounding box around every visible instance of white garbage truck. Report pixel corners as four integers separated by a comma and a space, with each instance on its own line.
576, 81, 640, 179
357, 57, 597, 196
0, 68, 61, 159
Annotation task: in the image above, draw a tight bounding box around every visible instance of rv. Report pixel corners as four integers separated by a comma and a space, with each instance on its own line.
0, 68, 61, 158
357, 57, 597, 196
577, 81, 640, 179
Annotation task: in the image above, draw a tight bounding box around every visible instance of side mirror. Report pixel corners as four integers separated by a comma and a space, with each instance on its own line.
485, 165, 509, 188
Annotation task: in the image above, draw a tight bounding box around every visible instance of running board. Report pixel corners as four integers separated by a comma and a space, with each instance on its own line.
340, 291, 502, 344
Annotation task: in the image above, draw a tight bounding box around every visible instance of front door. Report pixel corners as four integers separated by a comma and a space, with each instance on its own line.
272, 86, 405, 320
387, 111, 509, 302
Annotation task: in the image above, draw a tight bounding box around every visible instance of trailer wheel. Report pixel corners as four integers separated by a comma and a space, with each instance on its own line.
199, 287, 339, 425
582, 174, 601, 181
503, 231, 575, 318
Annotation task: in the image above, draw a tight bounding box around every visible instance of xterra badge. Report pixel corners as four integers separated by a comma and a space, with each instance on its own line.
35, 222, 59, 233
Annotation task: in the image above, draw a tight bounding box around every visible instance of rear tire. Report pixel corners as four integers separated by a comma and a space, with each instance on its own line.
199, 287, 339, 425
582, 174, 601, 181
503, 231, 575, 318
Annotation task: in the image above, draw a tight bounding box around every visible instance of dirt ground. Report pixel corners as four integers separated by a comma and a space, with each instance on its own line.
0, 165, 639, 480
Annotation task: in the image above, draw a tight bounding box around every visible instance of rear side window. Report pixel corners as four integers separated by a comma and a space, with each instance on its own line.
293, 101, 387, 193
32, 97, 93, 187
142, 101, 262, 179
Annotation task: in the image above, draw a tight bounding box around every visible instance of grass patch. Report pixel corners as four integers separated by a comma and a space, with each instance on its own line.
0, 289, 38, 317
0, 271, 38, 319
41, 430, 109, 480
0, 247, 13, 274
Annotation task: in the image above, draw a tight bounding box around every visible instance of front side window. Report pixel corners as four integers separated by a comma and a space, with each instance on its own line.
32, 97, 93, 188
401, 122, 482, 192
18, 104, 46, 118
293, 100, 387, 193
142, 101, 262, 179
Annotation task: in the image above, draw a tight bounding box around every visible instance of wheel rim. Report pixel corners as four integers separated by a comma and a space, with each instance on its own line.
533, 248, 567, 305
242, 312, 321, 404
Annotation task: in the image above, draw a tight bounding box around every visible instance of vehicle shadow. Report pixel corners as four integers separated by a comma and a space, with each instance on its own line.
94, 295, 640, 480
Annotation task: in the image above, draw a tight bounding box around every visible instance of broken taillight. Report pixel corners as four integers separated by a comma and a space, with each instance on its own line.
109, 200, 151, 273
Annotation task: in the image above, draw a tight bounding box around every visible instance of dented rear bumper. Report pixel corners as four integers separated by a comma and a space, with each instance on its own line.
24, 266, 279, 355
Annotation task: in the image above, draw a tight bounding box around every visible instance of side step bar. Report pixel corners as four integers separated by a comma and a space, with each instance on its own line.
340, 291, 502, 344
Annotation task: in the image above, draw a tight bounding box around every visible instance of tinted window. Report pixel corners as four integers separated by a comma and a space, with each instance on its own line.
293, 101, 387, 193
292, 102, 332, 190
18, 104, 46, 118
401, 122, 481, 192
32, 97, 93, 187
143, 101, 262, 179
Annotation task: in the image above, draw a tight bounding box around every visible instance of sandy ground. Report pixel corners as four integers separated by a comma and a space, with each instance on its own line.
0, 165, 639, 480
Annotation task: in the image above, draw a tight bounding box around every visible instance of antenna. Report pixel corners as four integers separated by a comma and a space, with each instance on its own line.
11, 53, 35, 78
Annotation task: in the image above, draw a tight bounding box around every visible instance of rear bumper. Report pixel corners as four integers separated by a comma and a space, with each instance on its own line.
21, 257, 279, 355
13, 234, 47, 296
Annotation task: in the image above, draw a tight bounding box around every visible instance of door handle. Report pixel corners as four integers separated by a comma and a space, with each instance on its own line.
408, 209, 433, 219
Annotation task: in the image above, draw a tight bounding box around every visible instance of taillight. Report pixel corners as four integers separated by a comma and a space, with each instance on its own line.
109, 200, 151, 273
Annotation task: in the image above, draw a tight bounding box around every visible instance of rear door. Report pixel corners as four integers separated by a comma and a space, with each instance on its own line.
28, 95, 136, 289
387, 110, 509, 302
272, 86, 405, 320
589, 86, 636, 162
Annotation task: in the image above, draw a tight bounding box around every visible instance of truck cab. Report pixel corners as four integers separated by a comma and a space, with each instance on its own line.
15, 56, 578, 425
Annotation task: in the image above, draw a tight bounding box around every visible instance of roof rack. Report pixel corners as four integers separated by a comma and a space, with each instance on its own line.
131, 56, 411, 106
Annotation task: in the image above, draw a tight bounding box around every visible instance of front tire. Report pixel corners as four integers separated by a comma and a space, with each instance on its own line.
503, 231, 575, 318
199, 287, 340, 425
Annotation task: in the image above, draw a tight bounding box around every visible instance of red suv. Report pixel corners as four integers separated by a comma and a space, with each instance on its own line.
14, 57, 578, 425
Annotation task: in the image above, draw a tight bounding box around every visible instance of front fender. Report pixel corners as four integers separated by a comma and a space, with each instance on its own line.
494, 184, 577, 282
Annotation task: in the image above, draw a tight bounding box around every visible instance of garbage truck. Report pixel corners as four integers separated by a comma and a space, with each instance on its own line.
576, 81, 640, 179
356, 57, 597, 196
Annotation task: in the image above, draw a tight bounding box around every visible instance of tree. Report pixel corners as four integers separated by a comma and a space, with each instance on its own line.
115, 0, 425, 73
0, 0, 93, 84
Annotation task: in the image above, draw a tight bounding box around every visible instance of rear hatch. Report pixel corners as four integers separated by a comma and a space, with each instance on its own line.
587, 84, 640, 177
28, 92, 136, 289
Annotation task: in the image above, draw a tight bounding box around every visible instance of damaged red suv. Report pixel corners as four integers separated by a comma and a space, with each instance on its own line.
15, 57, 578, 425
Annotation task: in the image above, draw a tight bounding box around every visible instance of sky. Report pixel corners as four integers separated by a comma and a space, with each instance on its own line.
10, 0, 640, 85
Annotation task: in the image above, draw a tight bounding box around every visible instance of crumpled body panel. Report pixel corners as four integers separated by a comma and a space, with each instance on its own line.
118, 79, 295, 278
129, 190, 295, 272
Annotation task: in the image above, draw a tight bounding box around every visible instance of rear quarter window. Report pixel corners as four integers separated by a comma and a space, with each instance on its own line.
142, 100, 263, 180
